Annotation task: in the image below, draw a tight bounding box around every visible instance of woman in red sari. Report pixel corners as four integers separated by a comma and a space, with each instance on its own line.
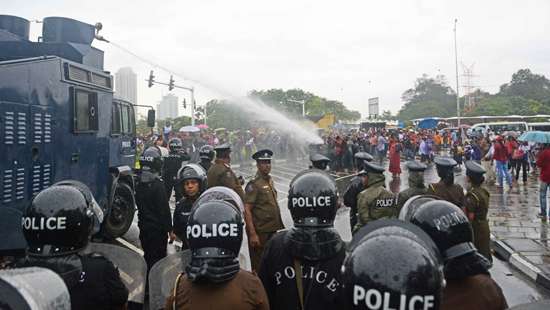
389, 134, 402, 178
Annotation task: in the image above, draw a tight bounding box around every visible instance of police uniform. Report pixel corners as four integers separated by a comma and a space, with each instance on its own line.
344, 153, 374, 230
244, 149, 284, 271
464, 160, 492, 263
427, 157, 465, 208
70, 253, 129, 310
258, 231, 345, 310
354, 162, 397, 233
397, 161, 427, 211
135, 169, 173, 271
163, 151, 189, 202
207, 144, 245, 200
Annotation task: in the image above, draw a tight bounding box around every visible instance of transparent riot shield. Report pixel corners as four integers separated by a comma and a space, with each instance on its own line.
87, 242, 147, 305
0, 267, 71, 310
196, 186, 252, 271
508, 300, 550, 310
148, 250, 192, 310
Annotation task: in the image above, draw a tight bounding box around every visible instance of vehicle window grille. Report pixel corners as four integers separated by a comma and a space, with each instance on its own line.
2, 169, 13, 203
15, 167, 24, 200
17, 112, 26, 145
4, 111, 14, 145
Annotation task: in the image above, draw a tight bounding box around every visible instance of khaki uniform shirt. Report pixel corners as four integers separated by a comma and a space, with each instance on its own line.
465, 185, 492, 262
427, 181, 465, 208
244, 174, 284, 233
207, 160, 245, 200
354, 184, 398, 233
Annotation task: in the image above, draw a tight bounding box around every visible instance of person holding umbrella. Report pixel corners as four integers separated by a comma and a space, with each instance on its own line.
519, 131, 550, 220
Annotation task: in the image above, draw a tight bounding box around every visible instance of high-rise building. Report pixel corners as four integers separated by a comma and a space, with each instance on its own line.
114, 67, 137, 104
157, 93, 179, 120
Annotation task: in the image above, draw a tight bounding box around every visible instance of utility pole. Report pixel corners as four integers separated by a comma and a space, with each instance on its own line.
146, 71, 196, 126
287, 99, 306, 117
454, 19, 461, 127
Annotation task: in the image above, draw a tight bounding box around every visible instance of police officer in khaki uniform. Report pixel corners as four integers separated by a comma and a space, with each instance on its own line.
207, 143, 245, 201
244, 149, 284, 272
427, 156, 465, 208
397, 161, 428, 211
464, 160, 492, 263
353, 161, 398, 233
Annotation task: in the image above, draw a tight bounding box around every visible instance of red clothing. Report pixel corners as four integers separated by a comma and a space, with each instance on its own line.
493, 142, 508, 162
505, 140, 517, 157
537, 148, 550, 183
389, 142, 401, 174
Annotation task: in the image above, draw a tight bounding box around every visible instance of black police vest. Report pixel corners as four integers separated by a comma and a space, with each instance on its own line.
258, 231, 345, 310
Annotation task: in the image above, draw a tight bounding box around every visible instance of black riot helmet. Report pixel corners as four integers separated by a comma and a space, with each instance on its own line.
342, 221, 444, 310
168, 137, 183, 153
139, 146, 163, 173
186, 200, 244, 260
398, 195, 438, 222
185, 200, 244, 283
177, 163, 207, 193
22, 182, 103, 256
407, 200, 475, 261
199, 144, 215, 161
287, 169, 338, 227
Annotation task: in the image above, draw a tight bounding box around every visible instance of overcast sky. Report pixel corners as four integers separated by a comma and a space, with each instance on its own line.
5, 0, 550, 119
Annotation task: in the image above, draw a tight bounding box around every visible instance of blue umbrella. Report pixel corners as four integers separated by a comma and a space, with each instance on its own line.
518, 131, 550, 144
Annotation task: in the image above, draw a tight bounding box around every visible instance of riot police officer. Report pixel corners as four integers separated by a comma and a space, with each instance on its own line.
397, 160, 428, 211
406, 200, 508, 310
21, 182, 128, 309
244, 149, 284, 272
353, 161, 398, 233
136, 146, 175, 272
173, 164, 207, 247
427, 156, 465, 208
259, 169, 345, 310
163, 138, 190, 202
310, 153, 331, 170
207, 143, 245, 200
165, 200, 269, 310
198, 144, 215, 172
464, 160, 492, 263
344, 152, 374, 232
342, 220, 444, 310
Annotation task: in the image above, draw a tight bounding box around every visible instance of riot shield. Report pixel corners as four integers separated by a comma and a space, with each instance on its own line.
87, 242, 147, 305
0, 267, 71, 310
148, 250, 192, 310
196, 186, 252, 271
508, 300, 550, 310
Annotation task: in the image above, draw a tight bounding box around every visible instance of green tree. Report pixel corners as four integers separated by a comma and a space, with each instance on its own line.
204, 99, 252, 130
499, 69, 550, 102
248, 88, 361, 121
397, 74, 458, 120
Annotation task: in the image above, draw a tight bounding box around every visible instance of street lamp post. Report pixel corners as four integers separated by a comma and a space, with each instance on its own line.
454, 18, 461, 127
286, 99, 306, 117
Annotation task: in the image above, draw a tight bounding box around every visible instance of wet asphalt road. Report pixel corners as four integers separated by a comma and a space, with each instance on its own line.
120, 158, 550, 306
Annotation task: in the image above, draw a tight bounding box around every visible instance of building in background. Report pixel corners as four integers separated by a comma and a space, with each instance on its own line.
157, 93, 179, 120
114, 67, 137, 104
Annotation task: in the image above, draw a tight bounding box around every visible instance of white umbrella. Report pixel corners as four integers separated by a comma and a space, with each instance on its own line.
179, 125, 200, 133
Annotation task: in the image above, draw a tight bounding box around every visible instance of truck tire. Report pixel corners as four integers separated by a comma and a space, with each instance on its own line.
102, 182, 135, 239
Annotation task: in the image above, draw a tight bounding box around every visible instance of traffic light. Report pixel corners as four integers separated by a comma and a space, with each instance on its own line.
182, 98, 186, 109
193, 99, 196, 110
168, 75, 175, 91
148, 70, 155, 88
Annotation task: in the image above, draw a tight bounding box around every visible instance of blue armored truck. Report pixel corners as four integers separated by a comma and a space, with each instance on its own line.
0, 15, 153, 238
